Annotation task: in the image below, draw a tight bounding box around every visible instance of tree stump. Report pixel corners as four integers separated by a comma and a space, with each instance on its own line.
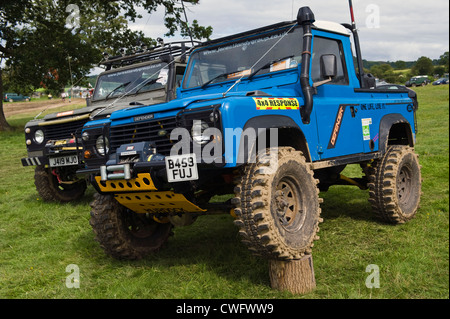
268, 254, 316, 295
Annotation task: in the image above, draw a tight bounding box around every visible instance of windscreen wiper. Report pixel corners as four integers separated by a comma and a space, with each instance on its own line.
201, 70, 242, 89
135, 77, 162, 94
247, 55, 294, 80
104, 81, 131, 100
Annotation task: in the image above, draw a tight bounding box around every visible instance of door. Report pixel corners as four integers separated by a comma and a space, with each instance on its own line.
311, 36, 365, 160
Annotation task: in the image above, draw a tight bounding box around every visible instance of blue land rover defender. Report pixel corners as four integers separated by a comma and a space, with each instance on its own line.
20, 42, 195, 202
81, 7, 421, 260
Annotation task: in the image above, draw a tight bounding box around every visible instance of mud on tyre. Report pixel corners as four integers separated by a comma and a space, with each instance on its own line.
368, 145, 422, 224
34, 165, 87, 202
233, 147, 322, 260
89, 193, 173, 260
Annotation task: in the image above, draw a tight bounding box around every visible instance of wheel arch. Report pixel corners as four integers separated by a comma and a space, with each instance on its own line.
379, 114, 414, 154
238, 115, 312, 163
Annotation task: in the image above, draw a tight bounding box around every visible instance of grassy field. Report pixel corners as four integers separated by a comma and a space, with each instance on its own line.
0, 85, 448, 299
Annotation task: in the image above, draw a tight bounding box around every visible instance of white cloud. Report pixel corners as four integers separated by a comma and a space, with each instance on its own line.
129, 0, 449, 61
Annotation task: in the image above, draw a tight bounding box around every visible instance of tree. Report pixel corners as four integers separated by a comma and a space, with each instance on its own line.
411, 56, 434, 76
0, 0, 212, 131
434, 66, 446, 77
370, 63, 393, 78
394, 60, 407, 70
438, 51, 449, 72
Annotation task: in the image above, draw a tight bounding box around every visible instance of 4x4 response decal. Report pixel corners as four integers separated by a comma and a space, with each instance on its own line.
254, 97, 300, 110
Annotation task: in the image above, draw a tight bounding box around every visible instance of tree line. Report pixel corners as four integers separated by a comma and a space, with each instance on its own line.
365, 52, 449, 84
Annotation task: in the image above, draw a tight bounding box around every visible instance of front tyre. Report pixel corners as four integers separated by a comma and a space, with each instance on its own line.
34, 166, 87, 202
233, 147, 322, 260
368, 146, 422, 224
89, 193, 173, 260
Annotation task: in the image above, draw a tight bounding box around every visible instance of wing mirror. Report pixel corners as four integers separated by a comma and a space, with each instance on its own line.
314, 54, 337, 87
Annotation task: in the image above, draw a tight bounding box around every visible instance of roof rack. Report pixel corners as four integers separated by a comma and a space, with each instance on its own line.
100, 40, 202, 70
199, 21, 296, 48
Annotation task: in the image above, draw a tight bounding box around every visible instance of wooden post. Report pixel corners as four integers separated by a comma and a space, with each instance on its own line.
268, 254, 316, 295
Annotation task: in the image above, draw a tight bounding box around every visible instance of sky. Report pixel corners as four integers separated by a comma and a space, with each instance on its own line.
129, 0, 449, 62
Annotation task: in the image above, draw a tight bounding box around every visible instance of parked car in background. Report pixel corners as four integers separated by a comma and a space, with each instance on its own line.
432, 78, 449, 85
405, 75, 430, 87
3, 93, 31, 102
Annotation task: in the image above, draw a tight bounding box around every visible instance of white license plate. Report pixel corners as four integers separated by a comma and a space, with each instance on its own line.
49, 155, 79, 167
165, 154, 198, 182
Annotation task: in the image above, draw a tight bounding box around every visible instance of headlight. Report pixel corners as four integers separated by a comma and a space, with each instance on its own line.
34, 130, 44, 144
191, 120, 211, 145
96, 136, 109, 155
82, 131, 90, 141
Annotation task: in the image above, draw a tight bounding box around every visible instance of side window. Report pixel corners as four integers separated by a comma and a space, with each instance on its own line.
175, 66, 186, 88
311, 37, 348, 85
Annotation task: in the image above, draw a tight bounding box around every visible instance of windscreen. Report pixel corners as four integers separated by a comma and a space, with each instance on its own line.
183, 25, 303, 89
93, 62, 169, 100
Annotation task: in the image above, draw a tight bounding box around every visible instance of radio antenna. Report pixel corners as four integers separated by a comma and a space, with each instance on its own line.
181, 0, 194, 46
347, 0, 365, 87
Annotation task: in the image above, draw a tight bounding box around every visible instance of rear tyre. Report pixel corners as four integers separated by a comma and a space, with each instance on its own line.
368, 146, 422, 224
233, 147, 322, 260
89, 193, 173, 260
34, 166, 87, 202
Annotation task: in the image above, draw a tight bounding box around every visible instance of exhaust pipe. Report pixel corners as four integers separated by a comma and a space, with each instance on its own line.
297, 7, 315, 125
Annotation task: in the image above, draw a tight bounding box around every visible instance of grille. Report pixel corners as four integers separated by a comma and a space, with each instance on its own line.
43, 119, 89, 141
109, 116, 177, 156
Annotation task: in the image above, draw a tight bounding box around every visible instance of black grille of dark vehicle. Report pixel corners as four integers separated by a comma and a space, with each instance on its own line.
43, 119, 89, 141
109, 117, 178, 156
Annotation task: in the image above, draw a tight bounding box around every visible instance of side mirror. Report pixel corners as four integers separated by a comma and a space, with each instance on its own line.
313, 54, 337, 88
320, 54, 337, 78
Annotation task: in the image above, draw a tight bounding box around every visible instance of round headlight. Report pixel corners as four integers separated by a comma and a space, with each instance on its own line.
96, 136, 109, 155
82, 131, 90, 141
209, 111, 219, 123
35, 129, 44, 144
191, 120, 211, 145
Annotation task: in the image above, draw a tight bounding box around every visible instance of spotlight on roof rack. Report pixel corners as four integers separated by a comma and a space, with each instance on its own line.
102, 52, 109, 60
157, 37, 164, 46
119, 48, 126, 56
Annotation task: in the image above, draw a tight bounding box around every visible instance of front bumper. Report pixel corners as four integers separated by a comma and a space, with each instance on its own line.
92, 165, 206, 215
21, 156, 48, 167
21, 138, 83, 167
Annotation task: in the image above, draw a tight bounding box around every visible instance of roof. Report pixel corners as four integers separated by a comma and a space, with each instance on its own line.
198, 19, 351, 50
313, 21, 351, 36
100, 41, 201, 69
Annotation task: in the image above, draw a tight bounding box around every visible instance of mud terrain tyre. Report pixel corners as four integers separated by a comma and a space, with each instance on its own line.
34, 166, 87, 202
368, 145, 422, 224
233, 147, 322, 260
89, 193, 173, 260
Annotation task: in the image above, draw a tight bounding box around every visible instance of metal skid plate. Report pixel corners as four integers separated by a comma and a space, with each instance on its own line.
114, 191, 206, 214
95, 173, 157, 192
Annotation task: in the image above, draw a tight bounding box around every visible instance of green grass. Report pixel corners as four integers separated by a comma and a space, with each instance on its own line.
0, 85, 448, 299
